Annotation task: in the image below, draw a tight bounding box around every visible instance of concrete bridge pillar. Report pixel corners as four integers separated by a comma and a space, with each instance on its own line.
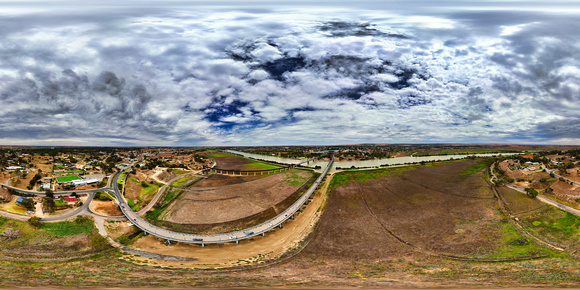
279, 224, 282, 229
202, 243, 205, 247
261, 171, 263, 175
261, 232, 265, 237
236, 240, 239, 244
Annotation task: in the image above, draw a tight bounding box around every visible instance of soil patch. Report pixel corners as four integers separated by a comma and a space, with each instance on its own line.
165, 169, 313, 225
299, 160, 545, 261
213, 156, 252, 171
90, 200, 122, 216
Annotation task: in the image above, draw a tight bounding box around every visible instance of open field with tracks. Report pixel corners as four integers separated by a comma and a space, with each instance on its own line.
149, 169, 315, 234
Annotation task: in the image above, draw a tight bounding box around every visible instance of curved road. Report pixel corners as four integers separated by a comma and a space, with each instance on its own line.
112, 157, 334, 245
491, 162, 580, 217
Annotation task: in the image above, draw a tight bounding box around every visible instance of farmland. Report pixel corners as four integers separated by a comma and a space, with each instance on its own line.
149, 169, 314, 234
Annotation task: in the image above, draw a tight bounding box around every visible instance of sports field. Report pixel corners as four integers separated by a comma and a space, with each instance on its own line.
56, 175, 82, 183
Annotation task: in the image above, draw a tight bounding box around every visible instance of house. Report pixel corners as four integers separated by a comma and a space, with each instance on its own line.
15, 196, 26, 206
63, 196, 77, 203
6, 166, 23, 171
41, 183, 51, 190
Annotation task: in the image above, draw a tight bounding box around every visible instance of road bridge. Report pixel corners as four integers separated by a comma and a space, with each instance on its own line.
112, 157, 334, 245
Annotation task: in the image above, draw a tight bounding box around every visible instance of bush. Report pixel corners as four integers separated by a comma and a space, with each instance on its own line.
559, 177, 565, 181
539, 177, 547, 183
91, 234, 109, 248
550, 172, 555, 178
116, 233, 131, 245
28, 216, 42, 227
74, 215, 92, 225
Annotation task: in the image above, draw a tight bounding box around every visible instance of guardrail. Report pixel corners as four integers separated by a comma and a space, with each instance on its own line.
111, 157, 334, 245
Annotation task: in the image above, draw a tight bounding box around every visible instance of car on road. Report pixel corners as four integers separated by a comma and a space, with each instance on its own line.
193, 238, 203, 241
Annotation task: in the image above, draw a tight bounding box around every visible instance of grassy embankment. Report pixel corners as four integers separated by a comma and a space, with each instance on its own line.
126, 178, 160, 212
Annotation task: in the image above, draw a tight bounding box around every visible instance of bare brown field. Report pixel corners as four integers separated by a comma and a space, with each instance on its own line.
297, 160, 548, 262
213, 156, 252, 170
164, 169, 313, 225
90, 200, 122, 216
195, 173, 265, 187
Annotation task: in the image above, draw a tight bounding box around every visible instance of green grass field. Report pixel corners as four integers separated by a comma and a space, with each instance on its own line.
173, 176, 193, 187
173, 169, 189, 175
242, 161, 281, 171
522, 207, 580, 245
206, 152, 236, 158
55, 175, 82, 183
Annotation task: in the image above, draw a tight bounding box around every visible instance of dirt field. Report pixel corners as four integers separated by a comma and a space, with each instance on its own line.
550, 180, 580, 206
90, 200, 122, 216
127, 177, 329, 268
195, 174, 264, 187
164, 169, 313, 225
212, 156, 252, 170
298, 160, 547, 260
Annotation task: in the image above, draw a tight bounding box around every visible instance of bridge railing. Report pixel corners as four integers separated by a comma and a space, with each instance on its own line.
112, 157, 334, 244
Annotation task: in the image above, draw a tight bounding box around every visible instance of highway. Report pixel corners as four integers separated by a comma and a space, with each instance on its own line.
112, 157, 334, 245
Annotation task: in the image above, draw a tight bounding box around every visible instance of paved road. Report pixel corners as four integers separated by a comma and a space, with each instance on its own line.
0, 183, 112, 196
112, 157, 334, 245
491, 162, 580, 217
547, 168, 580, 187
0, 191, 97, 222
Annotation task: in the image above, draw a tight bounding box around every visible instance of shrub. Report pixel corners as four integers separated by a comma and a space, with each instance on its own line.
28, 216, 42, 227
91, 234, 109, 248
116, 234, 131, 245
539, 177, 547, 183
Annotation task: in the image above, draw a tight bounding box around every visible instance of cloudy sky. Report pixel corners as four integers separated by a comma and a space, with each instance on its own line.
1, 1, 580, 146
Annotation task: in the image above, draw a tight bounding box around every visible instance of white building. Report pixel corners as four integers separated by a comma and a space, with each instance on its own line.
72, 178, 99, 187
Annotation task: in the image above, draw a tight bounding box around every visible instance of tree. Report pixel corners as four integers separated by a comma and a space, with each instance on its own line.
19, 197, 35, 210
44, 189, 54, 199
28, 216, 42, 227
539, 177, 547, 183
525, 187, 539, 198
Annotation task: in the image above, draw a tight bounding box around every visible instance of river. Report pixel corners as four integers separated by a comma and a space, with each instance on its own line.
225, 150, 518, 173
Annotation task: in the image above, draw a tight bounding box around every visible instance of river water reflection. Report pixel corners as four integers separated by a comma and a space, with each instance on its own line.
226, 150, 518, 173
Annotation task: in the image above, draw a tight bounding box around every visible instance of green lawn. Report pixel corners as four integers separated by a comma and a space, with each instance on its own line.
173, 176, 193, 187
39, 217, 95, 237
173, 169, 189, 175
206, 152, 236, 158
522, 207, 580, 245
242, 161, 281, 171
56, 175, 82, 183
